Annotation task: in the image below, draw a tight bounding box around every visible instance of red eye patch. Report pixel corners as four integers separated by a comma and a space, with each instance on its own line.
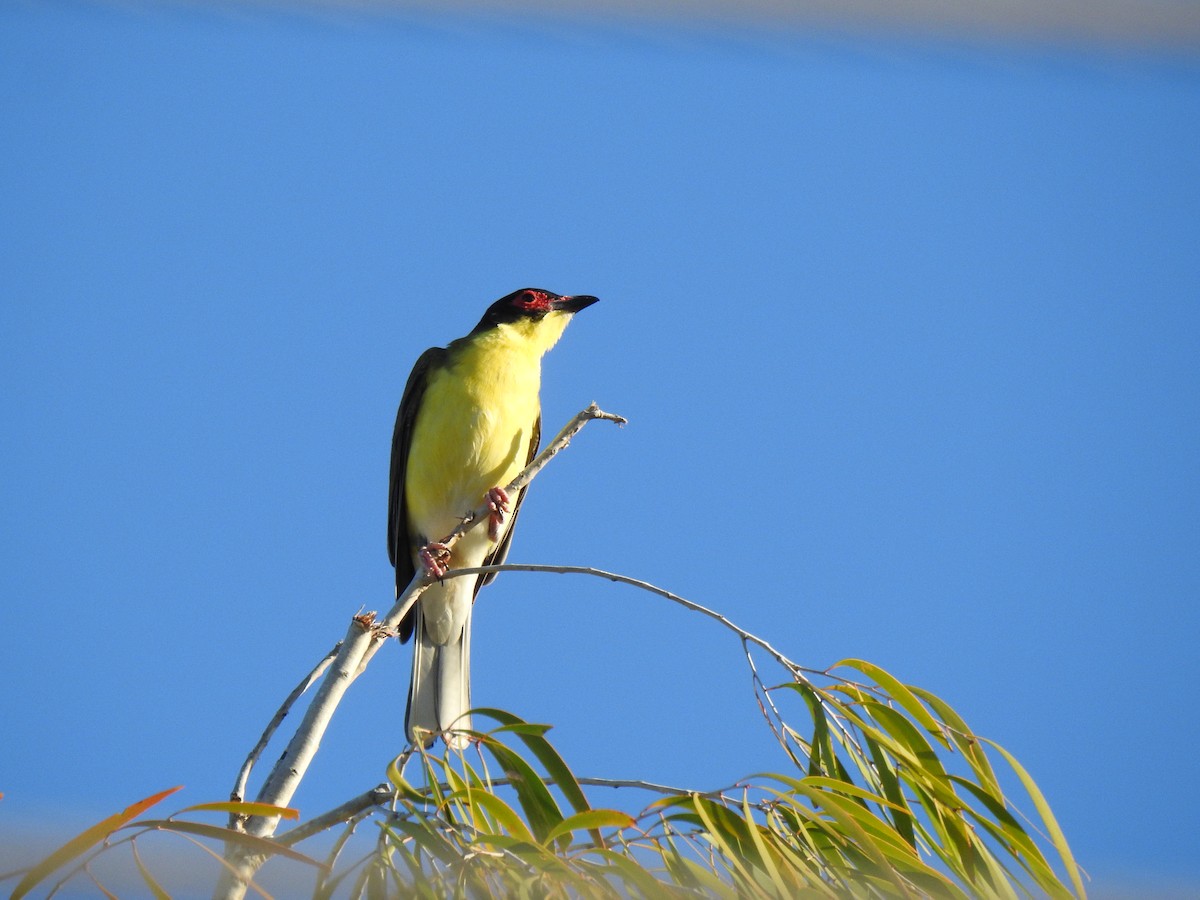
515, 290, 553, 312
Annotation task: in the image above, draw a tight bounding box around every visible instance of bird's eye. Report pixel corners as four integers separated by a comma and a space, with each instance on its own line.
514, 290, 549, 310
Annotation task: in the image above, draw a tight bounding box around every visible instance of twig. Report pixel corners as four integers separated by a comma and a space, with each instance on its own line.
228, 642, 342, 828
575, 776, 740, 799
744, 638, 806, 770
276, 784, 394, 847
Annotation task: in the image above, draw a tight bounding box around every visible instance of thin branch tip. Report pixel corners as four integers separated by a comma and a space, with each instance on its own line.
587, 402, 627, 425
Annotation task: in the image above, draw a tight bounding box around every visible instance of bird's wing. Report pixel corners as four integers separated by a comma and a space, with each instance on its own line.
388, 345, 446, 641
476, 413, 540, 595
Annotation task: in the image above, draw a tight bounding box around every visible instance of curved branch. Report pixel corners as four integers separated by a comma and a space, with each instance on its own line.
438, 562, 878, 771
440, 563, 812, 678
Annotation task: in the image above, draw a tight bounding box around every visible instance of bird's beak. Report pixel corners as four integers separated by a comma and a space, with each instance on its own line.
553, 294, 600, 313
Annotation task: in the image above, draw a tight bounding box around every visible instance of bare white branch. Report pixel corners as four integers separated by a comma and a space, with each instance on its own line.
228, 642, 342, 828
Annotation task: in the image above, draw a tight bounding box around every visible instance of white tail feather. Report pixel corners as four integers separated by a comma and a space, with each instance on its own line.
405, 603, 473, 750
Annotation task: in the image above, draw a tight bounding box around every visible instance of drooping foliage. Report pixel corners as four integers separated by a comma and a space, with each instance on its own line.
5, 654, 1084, 898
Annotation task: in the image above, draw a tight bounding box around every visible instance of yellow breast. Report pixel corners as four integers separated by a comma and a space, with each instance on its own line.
405, 325, 545, 547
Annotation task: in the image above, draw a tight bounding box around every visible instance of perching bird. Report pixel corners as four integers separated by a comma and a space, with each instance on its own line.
387, 288, 599, 748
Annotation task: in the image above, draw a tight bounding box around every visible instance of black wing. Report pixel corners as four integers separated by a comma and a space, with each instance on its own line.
477, 414, 540, 591
388, 346, 446, 642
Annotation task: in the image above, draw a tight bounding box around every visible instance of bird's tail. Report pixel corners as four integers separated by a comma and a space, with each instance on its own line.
405, 604, 472, 750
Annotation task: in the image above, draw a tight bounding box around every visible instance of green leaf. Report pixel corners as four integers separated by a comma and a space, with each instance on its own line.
863, 733, 916, 846
833, 659, 947, 743
386, 817, 462, 866
491, 722, 553, 737
805, 789, 942, 874
689, 795, 766, 897
762, 774, 909, 816
790, 782, 919, 899
982, 738, 1086, 898
542, 810, 635, 846
739, 792, 790, 897
911, 685, 1002, 797
851, 701, 966, 810
474, 709, 593, 818
132, 820, 327, 869
417, 746, 448, 807
10, 785, 182, 900
862, 701, 946, 778
177, 801, 299, 821
783, 682, 838, 778
657, 832, 738, 896
131, 842, 171, 900
449, 788, 535, 842
442, 764, 475, 829
387, 755, 427, 803
951, 777, 1062, 897
475, 734, 564, 842
579, 848, 674, 897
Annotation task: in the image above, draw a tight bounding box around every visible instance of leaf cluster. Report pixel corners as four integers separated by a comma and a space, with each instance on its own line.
322, 669, 1084, 900
2, 664, 1085, 899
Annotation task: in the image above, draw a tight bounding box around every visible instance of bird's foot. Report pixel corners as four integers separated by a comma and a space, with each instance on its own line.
419, 542, 451, 579
486, 486, 510, 541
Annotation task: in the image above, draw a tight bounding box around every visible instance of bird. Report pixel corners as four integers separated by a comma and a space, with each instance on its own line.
387, 287, 599, 749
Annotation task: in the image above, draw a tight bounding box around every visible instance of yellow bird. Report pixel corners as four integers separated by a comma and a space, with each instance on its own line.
387, 288, 599, 748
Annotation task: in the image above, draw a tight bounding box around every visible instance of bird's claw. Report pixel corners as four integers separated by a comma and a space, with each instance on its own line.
419, 542, 451, 579
486, 487, 510, 541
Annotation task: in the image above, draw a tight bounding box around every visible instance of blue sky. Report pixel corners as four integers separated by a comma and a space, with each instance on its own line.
2, 1, 1198, 895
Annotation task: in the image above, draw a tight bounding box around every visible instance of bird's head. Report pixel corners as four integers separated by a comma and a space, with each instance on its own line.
470, 288, 599, 352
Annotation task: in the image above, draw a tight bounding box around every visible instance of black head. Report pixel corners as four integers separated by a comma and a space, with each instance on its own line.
470, 288, 599, 334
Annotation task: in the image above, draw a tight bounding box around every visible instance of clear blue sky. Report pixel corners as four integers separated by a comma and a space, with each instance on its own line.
2, 2, 1198, 896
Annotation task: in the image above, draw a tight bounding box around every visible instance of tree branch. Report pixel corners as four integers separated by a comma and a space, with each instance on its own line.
275, 784, 394, 847
574, 776, 740, 799
214, 404, 624, 900
439, 562, 875, 776
227, 642, 342, 829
